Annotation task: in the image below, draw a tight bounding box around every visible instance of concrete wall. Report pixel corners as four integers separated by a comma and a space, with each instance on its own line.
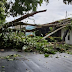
14, 25, 20, 29
14, 25, 24, 29
61, 28, 72, 44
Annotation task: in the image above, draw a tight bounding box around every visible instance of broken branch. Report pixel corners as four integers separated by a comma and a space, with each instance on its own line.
0, 9, 47, 31
38, 26, 66, 42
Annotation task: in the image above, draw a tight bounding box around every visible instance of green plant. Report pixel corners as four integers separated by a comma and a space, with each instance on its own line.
47, 50, 56, 54
50, 37, 55, 41
49, 27, 53, 31
44, 53, 49, 57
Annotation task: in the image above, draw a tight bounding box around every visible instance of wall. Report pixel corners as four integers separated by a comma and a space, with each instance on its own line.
61, 28, 72, 44
14, 25, 24, 29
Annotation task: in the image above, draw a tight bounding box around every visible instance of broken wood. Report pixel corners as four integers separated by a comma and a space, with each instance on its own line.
38, 26, 66, 42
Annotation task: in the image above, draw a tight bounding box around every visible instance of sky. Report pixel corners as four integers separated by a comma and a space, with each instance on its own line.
6, 0, 72, 25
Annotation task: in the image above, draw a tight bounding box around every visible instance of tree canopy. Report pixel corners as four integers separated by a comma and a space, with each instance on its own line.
5, 0, 48, 17
3, 0, 72, 17
63, 0, 72, 4
0, 0, 72, 49
0, 0, 72, 25
0, 1, 6, 24
0, 0, 49, 25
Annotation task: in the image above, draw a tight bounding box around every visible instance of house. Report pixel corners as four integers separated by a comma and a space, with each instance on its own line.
14, 17, 72, 44
61, 28, 72, 44
14, 24, 36, 36
34, 18, 72, 43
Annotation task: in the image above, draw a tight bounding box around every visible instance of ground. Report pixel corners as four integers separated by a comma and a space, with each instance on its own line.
0, 51, 72, 72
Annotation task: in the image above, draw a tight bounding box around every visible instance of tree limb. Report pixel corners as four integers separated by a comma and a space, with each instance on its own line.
0, 9, 47, 31
2, 28, 36, 33
3, 22, 40, 28
10, 9, 47, 23
38, 26, 66, 42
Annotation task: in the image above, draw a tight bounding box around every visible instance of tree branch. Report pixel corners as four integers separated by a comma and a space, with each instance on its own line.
38, 26, 66, 42
3, 22, 40, 28
2, 28, 36, 33
0, 9, 47, 32
11, 9, 47, 23
2, 9, 46, 27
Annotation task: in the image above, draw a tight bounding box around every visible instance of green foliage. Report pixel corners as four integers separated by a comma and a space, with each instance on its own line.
66, 22, 72, 30
4, 0, 49, 17
63, 0, 72, 4
0, 31, 72, 55
0, 0, 49, 25
47, 37, 62, 42
50, 37, 55, 41
44, 53, 49, 57
0, 54, 21, 60
55, 44, 71, 53
35, 30, 41, 36
47, 50, 56, 54
0, 0, 71, 23
0, 1, 6, 24
0, 0, 71, 25
5, 0, 71, 16
0, 32, 25, 49
49, 27, 53, 31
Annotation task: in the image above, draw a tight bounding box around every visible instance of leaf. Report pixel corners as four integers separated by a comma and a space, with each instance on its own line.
40, 0, 43, 3
8, 59, 13, 61
2, 66, 5, 68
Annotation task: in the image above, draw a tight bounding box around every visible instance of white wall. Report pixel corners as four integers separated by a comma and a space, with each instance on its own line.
61, 28, 72, 45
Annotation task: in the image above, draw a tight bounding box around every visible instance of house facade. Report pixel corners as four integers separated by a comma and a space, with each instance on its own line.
61, 28, 72, 44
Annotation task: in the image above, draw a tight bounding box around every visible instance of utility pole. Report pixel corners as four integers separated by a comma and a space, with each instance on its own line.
65, 11, 67, 18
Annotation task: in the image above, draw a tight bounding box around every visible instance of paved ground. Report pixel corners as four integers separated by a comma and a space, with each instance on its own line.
0, 51, 72, 72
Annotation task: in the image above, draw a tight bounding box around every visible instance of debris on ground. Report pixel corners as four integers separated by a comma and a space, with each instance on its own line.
44, 53, 49, 57
0, 54, 21, 61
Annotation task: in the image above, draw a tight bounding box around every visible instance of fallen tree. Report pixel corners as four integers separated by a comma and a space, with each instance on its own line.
0, 9, 72, 43
0, 9, 47, 33
2, 28, 37, 33
38, 26, 66, 42
0, 9, 72, 34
